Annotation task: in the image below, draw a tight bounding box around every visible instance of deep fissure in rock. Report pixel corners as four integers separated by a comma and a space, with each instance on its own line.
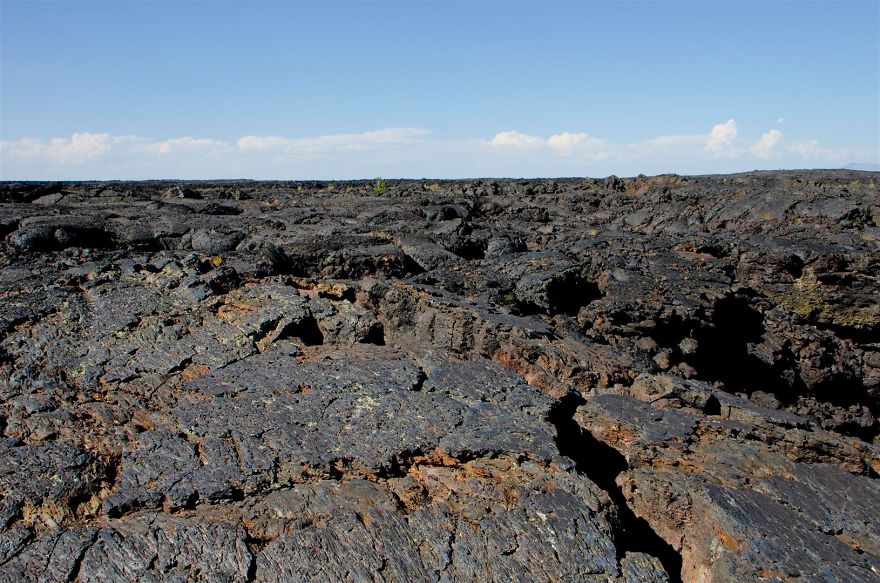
278, 316, 324, 346
548, 394, 684, 583
546, 274, 603, 316
689, 295, 779, 394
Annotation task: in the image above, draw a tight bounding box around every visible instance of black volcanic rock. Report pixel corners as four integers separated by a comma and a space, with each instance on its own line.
0, 171, 877, 582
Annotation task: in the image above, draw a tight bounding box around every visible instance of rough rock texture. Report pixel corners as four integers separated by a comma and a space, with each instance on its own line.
0, 171, 877, 581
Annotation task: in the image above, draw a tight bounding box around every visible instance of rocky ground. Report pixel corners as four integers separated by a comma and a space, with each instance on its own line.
0, 171, 877, 582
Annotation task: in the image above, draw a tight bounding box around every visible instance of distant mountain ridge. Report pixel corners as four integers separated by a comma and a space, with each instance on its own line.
843, 163, 880, 172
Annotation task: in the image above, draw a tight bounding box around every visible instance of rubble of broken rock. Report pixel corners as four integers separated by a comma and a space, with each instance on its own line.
0, 170, 877, 582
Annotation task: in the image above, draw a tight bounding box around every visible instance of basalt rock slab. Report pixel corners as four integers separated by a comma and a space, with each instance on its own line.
575, 391, 880, 581
0, 171, 877, 581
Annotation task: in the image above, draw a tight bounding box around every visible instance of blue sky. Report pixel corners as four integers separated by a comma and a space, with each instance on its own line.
1, 0, 878, 179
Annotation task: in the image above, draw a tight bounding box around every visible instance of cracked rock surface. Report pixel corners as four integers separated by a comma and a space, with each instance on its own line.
0, 171, 878, 581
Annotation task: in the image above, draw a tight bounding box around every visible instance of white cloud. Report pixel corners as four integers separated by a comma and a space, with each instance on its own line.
786, 139, 831, 160
627, 133, 705, 157
750, 129, 783, 159
1, 123, 873, 179
236, 135, 292, 152
784, 140, 877, 163
546, 132, 606, 156
489, 131, 545, 148
705, 119, 738, 157
50, 132, 114, 163
156, 137, 230, 155
487, 130, 609, 160
5, 132, 114, 165
239, 128, 429, 154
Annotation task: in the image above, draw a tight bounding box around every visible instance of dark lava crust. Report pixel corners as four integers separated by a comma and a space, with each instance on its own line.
0, 171, 878, 582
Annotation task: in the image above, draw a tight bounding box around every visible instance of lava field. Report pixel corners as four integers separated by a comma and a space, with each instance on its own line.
0, 171, 878, 582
